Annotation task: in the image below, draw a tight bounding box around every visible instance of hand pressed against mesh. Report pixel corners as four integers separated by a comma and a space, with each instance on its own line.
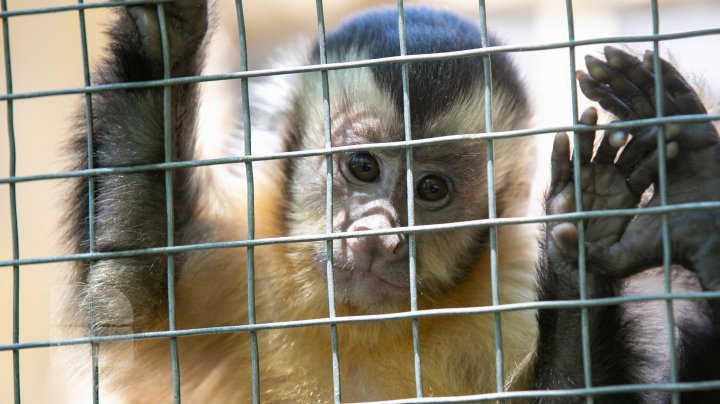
545, 106, 678, 268
570, 46, 720, 289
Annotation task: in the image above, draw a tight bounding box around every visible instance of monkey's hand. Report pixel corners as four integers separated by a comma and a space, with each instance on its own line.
535, 107, 669, 395
576, 46, 720, 290
544, 107, 672, 270
124, 0, 207, 77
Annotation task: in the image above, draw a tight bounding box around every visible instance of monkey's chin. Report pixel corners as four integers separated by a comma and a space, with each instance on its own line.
330, 264, 411, 312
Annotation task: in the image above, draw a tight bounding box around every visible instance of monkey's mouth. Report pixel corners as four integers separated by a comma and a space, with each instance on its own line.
328, 259, 411, 308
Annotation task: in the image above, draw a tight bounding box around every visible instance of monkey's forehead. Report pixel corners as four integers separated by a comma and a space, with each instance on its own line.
294, 64, 527, 149
310, 6, 528, 130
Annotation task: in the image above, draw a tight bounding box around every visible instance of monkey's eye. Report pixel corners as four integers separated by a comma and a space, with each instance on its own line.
417, 175, 449, 202
347, 152, 380, 182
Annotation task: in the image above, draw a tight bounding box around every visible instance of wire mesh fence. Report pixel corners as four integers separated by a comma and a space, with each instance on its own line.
1, 0, 720, 403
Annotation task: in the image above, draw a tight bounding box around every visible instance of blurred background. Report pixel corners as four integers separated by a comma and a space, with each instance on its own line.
1, 0, 718, 402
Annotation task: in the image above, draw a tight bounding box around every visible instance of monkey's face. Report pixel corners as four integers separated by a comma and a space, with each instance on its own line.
280, 53, 532, 312
328, 148, 492, 311
286, 103, 492, 313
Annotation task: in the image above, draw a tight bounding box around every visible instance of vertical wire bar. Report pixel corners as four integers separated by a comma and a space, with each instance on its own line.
157, 5, 181, 402
477, 1, 504, 397
649, 2, 679, 403
564, 1, 593, 402
76, 1, 100, 401
314, 1, 341, 402
395, 1, 423, 397
1, 1, 21, 402
233, 2, 260, 402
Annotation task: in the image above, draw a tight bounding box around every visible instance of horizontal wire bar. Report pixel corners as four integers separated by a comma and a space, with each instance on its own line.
351, 380, 720, 403
1, 28, 718, 102
1, 200, 718, 268
2, 289, 720, 352
0, 0, 169, 18
1, 114, 717, 185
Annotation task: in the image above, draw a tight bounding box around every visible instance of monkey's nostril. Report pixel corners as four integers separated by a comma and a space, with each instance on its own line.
347, 226, 406, 259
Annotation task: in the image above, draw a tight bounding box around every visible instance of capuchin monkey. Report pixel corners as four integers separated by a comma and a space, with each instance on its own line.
63, 0, 719, 402
66, 2, 537, 402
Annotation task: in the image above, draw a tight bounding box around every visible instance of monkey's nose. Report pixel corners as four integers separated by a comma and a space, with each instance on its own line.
347, 226, 406, 260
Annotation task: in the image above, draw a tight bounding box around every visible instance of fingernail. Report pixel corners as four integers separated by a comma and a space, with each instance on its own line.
643, 50, 654, 69
587, 63, 609, 81
609, 131, 628, 148
666, 124, 682, 139
604, 47, 625, 69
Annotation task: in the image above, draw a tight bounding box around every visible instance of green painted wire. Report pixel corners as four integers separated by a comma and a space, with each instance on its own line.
395, 0, 424, 397
314, 0, 342, 401
563, 1, 594, 402
75, 0, 100, 401
233, 1, 261, 402
1, 0, 21, 402
649, 2, 680, 403
2, 201, 719, 269
4, 28, 720, 103
476, 0, 506, 397
157, 4, 182, 402
2, 115, 718, 186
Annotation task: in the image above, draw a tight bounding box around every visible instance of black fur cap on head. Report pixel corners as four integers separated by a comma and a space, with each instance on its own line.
318, 6, 527, 131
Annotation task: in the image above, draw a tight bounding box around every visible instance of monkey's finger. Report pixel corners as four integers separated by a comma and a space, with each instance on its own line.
584, 241, 647, 278
626, 142, 679, 196
604, 47, 658, 111
550, 132, 572, 196
603, 47, 677, 116
644, 52, 708, 115
602, 48, 677, 117
593, 124, 627, 165
615, 125, 679, 174
636, 51, 680, 116
584, 226, 664, 278
577, 71, 636, 121
665, 123, 718, 150
604, 46, 643, 71
586, 53, 655, 118
576, 108, 598, 164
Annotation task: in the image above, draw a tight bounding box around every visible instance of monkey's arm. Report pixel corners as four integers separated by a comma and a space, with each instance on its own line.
533, 107, 669, 402
69, 1, 208, 333
577, 47, 720, 290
